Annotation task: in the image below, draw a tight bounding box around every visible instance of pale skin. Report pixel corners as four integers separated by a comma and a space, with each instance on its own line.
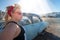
0, 8, 22, 40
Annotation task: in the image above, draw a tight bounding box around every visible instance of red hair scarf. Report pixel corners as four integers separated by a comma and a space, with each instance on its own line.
7, 6, 14, 16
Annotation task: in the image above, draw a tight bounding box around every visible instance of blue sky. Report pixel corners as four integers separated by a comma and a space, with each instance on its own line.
47, 0, 60, 12
0, 0, 18, 11
0, 0, 60, 15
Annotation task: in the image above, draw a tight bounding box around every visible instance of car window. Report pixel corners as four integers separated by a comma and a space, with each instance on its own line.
32, 16, 41, 23
19, 16, 31, 26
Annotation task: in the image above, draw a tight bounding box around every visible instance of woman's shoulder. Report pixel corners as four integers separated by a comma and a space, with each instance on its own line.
6, 22, 20, 30
0, 22, 21, 40
5, 21, 19, 28
4, 21, 21, 35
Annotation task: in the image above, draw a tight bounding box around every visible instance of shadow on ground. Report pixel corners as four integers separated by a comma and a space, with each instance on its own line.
33, 31, 60, 40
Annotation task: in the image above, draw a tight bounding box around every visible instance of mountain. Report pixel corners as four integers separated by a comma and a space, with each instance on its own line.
45, 12, 60, 18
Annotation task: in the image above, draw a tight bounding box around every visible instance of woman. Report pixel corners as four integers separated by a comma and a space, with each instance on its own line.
0, 4, 25, 40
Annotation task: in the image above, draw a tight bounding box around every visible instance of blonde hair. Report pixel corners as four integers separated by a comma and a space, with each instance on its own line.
5, 4, 20, 22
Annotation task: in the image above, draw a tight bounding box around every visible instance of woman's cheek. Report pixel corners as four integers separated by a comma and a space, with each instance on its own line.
19, 15, 22, 20
20, 15, 22, 19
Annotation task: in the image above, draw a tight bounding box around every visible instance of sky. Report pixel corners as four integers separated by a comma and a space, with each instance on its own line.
47, 0, 60, 12
0, 0, 60, 16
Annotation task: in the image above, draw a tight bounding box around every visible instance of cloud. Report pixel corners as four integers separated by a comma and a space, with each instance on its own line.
18, 0, 52, 16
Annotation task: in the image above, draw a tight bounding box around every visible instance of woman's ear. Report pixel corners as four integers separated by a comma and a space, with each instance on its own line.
10, 12, 14, 17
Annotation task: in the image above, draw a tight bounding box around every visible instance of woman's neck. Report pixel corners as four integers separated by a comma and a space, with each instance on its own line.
10, 18, 18, 23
